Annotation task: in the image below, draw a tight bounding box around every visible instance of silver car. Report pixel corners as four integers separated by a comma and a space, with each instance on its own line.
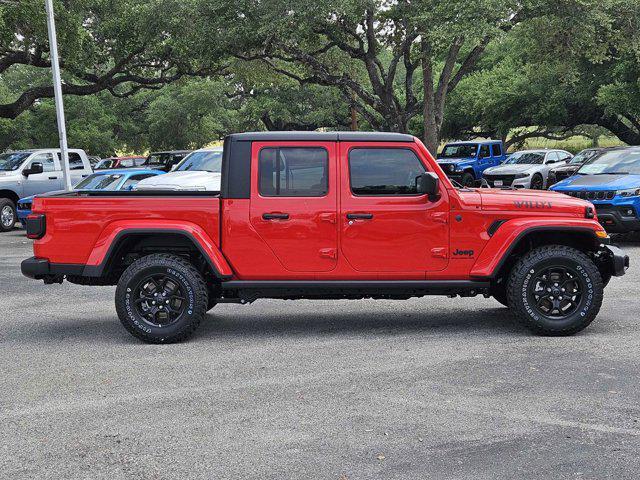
134, 147, 222, 192
482, 149, 572, 189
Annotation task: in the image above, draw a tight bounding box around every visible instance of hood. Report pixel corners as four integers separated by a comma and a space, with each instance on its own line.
478, 188, 591, 217
551, 164, 580, 173
437, 157, 471, 164
134, 171, 221, 191
484, 164, 539, 175
551, 174, 640, 191
18, 195, 35, 204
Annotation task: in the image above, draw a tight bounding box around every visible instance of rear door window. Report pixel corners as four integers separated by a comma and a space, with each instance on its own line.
491, 144, 502, 157
258, 147, 328, 197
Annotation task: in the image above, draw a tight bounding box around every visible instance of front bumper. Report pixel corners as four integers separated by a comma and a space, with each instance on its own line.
594, 205, 640, 233
603, 245, 630, 277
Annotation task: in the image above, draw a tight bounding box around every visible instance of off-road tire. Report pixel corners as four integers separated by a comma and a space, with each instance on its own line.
461, 172, 475, 188
0, 198, 16, 232
115, 254, 208, 343
507, 245, 604, 336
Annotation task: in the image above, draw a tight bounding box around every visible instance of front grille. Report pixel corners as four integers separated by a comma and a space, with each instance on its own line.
483, 174, 515, 187
563, 190, 615, 201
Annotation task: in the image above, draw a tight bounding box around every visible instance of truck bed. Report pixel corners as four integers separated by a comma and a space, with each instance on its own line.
31, 191, 221, 266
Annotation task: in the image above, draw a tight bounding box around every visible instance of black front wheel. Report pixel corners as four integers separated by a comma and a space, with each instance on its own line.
507, 245, 604, 335
115, 254, 208, 343
530, 174, 544, 190
461, 172, 475, 188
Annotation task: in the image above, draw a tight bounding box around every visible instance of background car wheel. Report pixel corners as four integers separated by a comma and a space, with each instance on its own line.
507, 245, 603, 336
115, 253, 208, 343
461, 172, 475, 188
530, 173, 544, 190
0, 199, 16, 232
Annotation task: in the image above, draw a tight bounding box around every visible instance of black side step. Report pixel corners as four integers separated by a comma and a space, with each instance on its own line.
220, 280, 490, 302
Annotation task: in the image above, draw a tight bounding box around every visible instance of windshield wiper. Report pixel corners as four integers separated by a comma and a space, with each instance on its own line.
593, 171, 629, 175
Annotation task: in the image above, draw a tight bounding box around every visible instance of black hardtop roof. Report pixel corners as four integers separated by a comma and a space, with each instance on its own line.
226, 131, 415, 143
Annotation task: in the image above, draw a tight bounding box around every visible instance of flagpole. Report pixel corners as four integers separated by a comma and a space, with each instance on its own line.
44, 0, 72, 191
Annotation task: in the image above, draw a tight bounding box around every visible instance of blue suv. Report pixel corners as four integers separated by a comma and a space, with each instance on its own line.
437, 140, 507, 187
550, 146, 640, 233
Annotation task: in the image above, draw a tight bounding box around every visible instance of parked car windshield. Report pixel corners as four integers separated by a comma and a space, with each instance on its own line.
176, 150, 223, 172
146, 153, 171, 169
95, 159, 114, 169
504, 152, 545, 165
439, 144, 478, 159
0, 152, 30, 171
569, 149, 599, 165
75, 173, 123, 190
578, 150, 640, 175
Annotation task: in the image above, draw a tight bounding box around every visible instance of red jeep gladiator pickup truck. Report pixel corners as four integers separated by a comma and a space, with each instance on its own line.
22, 132, 629, 343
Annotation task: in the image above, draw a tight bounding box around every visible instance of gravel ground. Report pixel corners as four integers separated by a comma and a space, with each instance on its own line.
1, 228, 639, 480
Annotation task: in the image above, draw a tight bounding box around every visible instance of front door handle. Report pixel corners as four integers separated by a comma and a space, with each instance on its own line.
346, 213, 373, 220
262, 212, 290, 220
48, 176, 58, 180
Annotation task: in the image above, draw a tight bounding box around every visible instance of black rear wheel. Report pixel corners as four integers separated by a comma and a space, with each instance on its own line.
507, 245, 603, 335
115, 254, 208, 343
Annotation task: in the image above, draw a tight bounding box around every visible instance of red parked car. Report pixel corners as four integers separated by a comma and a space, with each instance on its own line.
95, 156, 146, 170
22, 132, 628, 343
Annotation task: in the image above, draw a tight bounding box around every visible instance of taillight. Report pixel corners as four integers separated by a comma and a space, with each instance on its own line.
25, 214, 46, 239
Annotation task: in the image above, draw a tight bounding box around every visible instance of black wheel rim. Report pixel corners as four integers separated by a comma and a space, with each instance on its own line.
527, 266, 583, 320
463, 176, 474, 187
133, 273, 187, 327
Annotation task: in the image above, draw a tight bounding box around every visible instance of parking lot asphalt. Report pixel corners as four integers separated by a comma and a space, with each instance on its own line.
1, 228, 640, 480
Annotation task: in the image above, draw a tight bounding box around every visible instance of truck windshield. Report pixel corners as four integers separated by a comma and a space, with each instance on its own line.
439, 144, 478, 159
0, 152, 30, 171
75, 173, 124, 190
504, 152, 545, 165
578, 150, 640, 175
176, 150, 222, 172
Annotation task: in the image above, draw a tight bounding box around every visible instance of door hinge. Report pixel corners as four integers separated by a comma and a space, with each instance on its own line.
431, 247, 448, 259
318, 212, 336, 224
319, 248, 337, 259
430, 212, 448, 224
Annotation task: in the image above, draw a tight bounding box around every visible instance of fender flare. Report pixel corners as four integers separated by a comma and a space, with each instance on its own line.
470, 219, 603, 279
83, 221, 233, 280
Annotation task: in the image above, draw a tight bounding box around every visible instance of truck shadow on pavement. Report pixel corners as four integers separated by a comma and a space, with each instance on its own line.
10, 306, 529, 345
195, 305, 528, 341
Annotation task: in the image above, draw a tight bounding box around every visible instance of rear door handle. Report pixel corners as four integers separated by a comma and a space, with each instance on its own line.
262, 213, 290, 220
48, 176, 58, 180
346, 213, 373, 220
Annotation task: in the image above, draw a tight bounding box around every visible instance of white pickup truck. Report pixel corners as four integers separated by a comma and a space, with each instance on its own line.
0, 148, 93, 231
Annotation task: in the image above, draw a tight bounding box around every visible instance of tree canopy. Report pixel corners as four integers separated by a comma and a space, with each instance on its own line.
0, 0, 637, 156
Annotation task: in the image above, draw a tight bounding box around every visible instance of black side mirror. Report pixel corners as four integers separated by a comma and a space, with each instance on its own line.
23, 162, 43, 176
416, 172, 440, 199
